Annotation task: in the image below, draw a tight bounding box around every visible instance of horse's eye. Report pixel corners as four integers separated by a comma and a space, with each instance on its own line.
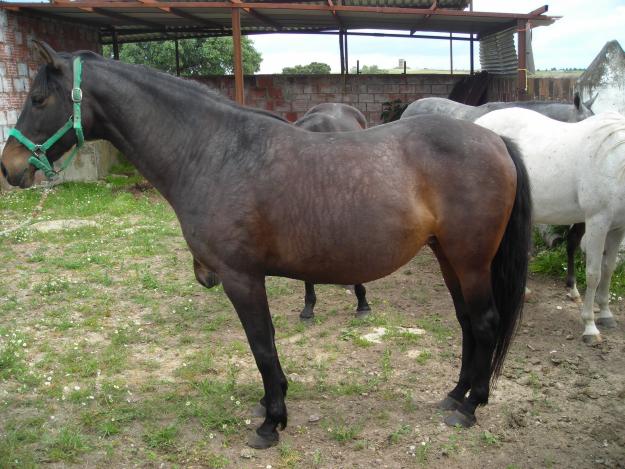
31, 95, 46, 107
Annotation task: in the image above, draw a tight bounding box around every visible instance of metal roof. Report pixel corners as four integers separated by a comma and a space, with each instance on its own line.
0, 1, 557, 45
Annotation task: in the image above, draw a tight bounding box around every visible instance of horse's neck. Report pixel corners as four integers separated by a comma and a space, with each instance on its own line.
86, 60, 240, 201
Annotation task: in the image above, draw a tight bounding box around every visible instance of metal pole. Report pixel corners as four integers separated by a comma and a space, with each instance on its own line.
470, 33, 474, 75
231, 7, 244, 104
449, 32, 453, 75
517, 19, 527, 100
112, 29, 119, 60
357, 59, 360, 74
175, 38, 181, 77
403, 60, 407, 74
339, 30, 345, 75
344, 31, 349, 74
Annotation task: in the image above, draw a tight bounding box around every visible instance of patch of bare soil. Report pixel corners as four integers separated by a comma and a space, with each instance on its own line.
218, 250, 625, 469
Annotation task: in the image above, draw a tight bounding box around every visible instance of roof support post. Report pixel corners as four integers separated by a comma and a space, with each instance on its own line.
339, 29, 345, 75
112, 29, 120, 60
175, 38, 181, 76
344, 31, 349, 74
517, 19, 528, 100
469, 33, 474, 74
449, 32, 453, 75
231, 6, 244, 104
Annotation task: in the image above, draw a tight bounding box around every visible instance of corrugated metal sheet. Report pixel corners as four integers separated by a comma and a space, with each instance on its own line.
479, 28, 517, 75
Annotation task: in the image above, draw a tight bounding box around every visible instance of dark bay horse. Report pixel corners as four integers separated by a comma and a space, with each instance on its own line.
294, 103, 371, 321
1, 43, 532, 448
402, 95, 596, 301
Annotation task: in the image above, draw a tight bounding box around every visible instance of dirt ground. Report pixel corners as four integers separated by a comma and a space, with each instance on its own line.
200, 250, 625, 469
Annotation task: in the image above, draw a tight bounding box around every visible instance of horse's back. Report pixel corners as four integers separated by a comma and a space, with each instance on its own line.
300, 103, 367, 130
402, 97, 485, 121
475, 108, 622, 224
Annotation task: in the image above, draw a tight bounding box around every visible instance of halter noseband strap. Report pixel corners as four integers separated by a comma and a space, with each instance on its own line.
8, 56, 84, 180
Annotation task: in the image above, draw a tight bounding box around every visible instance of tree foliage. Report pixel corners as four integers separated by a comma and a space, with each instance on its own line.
104, 37, 262, 76
282, 62, 332, 74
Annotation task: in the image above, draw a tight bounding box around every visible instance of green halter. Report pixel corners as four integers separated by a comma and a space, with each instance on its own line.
8, 57, 84, 180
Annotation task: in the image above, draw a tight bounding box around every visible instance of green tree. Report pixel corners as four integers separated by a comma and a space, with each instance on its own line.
103, 37, 262, 76
282, 62, 331, 74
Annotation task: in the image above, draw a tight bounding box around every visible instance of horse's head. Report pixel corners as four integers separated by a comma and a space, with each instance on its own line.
574, 92, 597, 121
1, 41, 90, 188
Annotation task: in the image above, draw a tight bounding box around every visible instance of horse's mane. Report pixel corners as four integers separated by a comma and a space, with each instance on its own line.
80, 52, 289, 124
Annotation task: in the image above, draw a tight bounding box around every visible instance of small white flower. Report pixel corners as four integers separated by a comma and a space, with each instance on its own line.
230, 396, 235, 401
235, 400, 240, 406
245, 419, 251, 425
209, 433, 214, 439
185, 401, 191, 406
74, 385, 80, 391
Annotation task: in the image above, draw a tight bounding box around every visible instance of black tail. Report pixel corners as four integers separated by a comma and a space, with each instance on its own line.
490, 137, 532, 382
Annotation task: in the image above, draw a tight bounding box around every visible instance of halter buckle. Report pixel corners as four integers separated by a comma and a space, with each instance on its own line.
71, 87, 82, 103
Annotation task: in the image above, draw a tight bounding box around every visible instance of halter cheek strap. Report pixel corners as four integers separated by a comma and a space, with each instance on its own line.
8, 56, 84, 180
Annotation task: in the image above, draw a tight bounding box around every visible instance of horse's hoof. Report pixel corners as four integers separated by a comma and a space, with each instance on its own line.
596, 317, 617, 328
355, 308, 371, 319
438, 396, 463, 411
566, 293, 582, 304
299, 313, 314, 323
582, 334, 602, 345
247, 430, 279, 449
444, 409, 476, 428
523, 287, 532, 301
250, 404, 266, 418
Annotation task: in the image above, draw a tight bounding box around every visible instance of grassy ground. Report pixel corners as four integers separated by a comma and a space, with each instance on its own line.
1, 177, 623, 467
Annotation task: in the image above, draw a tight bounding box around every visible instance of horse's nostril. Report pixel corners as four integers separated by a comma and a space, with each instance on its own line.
0, 162, 7, 179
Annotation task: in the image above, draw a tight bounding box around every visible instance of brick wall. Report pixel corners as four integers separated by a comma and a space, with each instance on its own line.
0, 10, 100, 146
195, 74, 463, 125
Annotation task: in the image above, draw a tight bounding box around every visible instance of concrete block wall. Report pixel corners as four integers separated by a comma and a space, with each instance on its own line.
196, 74, 463, 125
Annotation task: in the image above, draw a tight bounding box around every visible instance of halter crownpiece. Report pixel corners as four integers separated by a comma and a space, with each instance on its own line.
8, 56, 84, 180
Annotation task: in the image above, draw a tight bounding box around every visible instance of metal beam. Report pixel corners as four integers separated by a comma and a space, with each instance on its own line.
167, 7, 224, 30
92, 7, 168, 32
232, 7, 244, 104
229, 0, 282, 31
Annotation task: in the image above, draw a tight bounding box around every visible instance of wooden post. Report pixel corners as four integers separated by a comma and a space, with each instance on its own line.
232, 7, 244, 104
112, 29, 119, 60
175, 38, 181, 77
517, 19, 528, 100
356, 59, 360, 74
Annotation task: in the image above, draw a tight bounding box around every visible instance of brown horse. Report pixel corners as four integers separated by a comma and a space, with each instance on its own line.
1, 43, 531, 449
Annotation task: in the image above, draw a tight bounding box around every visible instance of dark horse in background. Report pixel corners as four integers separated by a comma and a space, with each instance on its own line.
294, 103, 371, 321
402, 95, 597, 302
1, 43, 532, 449
198, 102, 373, 321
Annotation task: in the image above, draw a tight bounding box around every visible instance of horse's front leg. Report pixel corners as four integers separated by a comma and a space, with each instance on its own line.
220, 271, 288, 448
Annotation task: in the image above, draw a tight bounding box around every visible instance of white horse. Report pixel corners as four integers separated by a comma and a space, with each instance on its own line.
475, 108, 625, 344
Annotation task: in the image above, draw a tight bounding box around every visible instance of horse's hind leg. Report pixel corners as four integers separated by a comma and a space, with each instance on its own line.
580, 218, 610, 344
595, 228, 624, 329
431, 244, 473, 413
220, 271, 288, 448
300, 282, 316, 321
566, 223, 585, 302
354, 284, 371, 318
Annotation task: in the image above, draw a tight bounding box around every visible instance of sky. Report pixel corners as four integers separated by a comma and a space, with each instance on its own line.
251, 0, 625, 73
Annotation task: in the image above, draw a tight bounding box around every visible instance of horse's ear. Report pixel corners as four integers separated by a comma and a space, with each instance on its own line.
573, 92, 581, 110
32, 40, 63, 70
584, 93, 598, 110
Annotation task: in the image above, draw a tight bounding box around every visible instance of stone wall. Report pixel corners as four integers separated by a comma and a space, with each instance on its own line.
196, 74, 463, 125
